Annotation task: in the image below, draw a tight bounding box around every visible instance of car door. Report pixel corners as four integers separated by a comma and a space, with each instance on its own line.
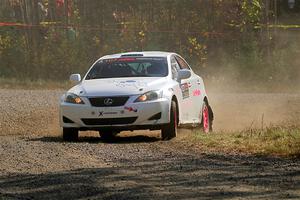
175, 55, 203, 124
171, 56, 194, 124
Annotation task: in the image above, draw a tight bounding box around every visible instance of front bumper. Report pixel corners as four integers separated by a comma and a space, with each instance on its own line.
60, 96, 170, 130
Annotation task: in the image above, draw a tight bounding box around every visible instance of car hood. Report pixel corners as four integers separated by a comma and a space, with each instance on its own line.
69, 77, 169, 96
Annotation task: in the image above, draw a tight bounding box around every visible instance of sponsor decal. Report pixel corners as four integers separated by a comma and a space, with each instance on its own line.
104, 111, 118, 115
193, 89, 201, 96
114, 80, 147, 89
124, 106, 138, 112
180, 83, 190, 99
98, 111, 118, 117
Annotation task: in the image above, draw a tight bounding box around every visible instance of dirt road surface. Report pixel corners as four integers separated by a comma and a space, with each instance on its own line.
0, 89, 300, 199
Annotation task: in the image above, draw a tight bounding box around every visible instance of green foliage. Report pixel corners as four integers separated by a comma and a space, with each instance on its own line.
241, 0, 262, 25
0, 28, 27, 78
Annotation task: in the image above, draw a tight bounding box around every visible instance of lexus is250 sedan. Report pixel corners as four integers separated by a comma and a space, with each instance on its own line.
60, 51, 213, 141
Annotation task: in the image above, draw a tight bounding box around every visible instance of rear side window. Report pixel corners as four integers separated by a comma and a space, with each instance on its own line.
171, 57, 180, 80
85, 57, 168, 80
175, 56, 190, 70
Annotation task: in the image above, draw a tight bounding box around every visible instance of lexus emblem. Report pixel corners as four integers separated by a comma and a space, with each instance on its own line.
103, 98, 113, 106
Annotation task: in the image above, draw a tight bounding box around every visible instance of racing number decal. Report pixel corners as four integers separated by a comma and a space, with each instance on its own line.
180, 83, 190, 99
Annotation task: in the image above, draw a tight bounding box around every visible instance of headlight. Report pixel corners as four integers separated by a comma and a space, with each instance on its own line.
64, 93, 85, 104
134, 90, 163, 102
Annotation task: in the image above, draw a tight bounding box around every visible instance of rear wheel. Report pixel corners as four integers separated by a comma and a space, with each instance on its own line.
161, 101, 178, 140
63, 128, 79, 142
201, 101, 213, 133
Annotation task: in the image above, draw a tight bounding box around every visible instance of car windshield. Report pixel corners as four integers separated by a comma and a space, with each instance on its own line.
85, 57, 168, 80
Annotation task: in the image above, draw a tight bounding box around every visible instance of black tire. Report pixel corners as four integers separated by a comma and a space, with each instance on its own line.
208, 104, 214, 130
99, 131, 117, 141
63, 128, 79, 142
201, 101, 213, 133
161, 101, 178, 140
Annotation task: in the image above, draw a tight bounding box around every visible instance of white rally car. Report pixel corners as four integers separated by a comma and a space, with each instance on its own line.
60, 51, 213, 141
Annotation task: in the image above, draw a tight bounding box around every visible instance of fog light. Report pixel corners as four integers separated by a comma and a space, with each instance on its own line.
63, 116, 74, 123
148, 112, 162, 120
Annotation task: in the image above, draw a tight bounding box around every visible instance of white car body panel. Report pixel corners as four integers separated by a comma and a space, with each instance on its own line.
60, 51, 210, 131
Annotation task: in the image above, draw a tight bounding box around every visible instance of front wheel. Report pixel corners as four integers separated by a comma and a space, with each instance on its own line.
201, 101, 213, 133
161, 101, 178, 140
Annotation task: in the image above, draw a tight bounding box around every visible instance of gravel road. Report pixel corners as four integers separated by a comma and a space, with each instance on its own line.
0, 89, 300, 199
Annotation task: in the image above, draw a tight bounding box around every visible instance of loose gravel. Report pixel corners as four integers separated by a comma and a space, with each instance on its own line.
0, 89, 63, 136
0, 89, 299, 199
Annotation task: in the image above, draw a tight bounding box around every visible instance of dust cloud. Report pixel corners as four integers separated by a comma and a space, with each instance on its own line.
204, 73, 300, 131
208, 92, 300, 131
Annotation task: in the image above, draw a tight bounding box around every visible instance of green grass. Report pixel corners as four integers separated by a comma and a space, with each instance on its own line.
0, 78, 72, 90
192, 125, 300, 157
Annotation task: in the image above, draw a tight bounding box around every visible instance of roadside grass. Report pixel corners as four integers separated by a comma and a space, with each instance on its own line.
0, 78, 72, 90
192, 125, 300, 158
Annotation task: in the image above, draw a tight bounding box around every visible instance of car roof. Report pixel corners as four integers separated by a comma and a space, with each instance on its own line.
100, 51, 175, 59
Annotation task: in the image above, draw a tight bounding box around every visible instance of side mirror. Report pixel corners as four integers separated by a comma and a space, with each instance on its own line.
70, 74, 81, 83
177, 69, 191, 81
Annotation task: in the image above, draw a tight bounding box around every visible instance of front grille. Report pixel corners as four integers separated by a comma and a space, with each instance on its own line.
89, 96, 129, 107
81, 117, 137, 125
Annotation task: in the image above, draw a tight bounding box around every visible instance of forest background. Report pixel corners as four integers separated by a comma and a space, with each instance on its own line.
0, 0, 299, 91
